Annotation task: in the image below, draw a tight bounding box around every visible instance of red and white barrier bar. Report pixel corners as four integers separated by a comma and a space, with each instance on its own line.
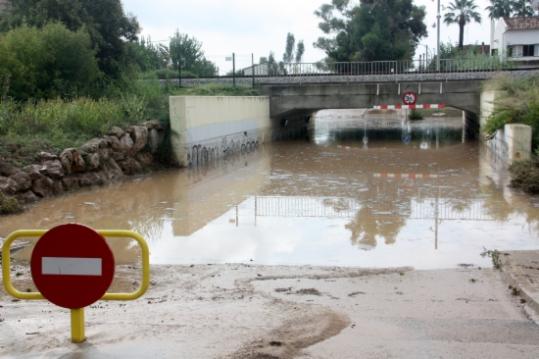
373, 104, 446, 110
373, 173, 439, 180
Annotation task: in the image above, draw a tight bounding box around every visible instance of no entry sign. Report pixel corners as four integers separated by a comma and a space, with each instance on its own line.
3, 227, 149, 343
30, 224, 115, 309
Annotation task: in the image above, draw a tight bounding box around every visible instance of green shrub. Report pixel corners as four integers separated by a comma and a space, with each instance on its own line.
408, 110, 423, 121
169, 84, 260, 96
484, 75, 539, 147
484, 108, 513, 137
0, 192, 22, 215
0, 97, 146, 150
509, 159, 539, 194
142, 68, 200, 80
0, 23, 101, 100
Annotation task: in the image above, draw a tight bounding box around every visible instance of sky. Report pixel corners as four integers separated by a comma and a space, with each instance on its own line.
123, 0, 494, 74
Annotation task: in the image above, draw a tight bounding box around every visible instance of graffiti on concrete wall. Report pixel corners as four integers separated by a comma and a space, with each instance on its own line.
187, 131, 261, 167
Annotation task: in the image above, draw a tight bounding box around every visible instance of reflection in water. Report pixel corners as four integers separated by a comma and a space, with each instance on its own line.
2, 109, 539, 269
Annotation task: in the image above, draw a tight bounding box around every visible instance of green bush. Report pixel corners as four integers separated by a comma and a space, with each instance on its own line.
0, 23, 101, 101
141, 68, 201, 80
0, 97, 146, 150
431, 43, 511, 71
0, 192, 22, 215
509, 159, 539, 194
484, 75, 539, 147
408, 110, 423, 121
483, 108, 513, 137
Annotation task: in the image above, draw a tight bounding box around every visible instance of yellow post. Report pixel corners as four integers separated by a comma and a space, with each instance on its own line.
3, 229, 149, 344
70, 308, 86, 343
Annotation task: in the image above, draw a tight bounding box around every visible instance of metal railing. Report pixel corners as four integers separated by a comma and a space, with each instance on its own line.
254, 196, 494, 221
241, 58, 515, 78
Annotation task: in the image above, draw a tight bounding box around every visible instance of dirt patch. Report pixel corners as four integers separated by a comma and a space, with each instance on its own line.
229, 309, 349, 359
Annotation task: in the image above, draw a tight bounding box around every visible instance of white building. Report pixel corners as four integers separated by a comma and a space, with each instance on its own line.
491, 17, 539, 66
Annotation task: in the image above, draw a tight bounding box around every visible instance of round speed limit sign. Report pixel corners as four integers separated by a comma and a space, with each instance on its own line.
402, 91, 417, 105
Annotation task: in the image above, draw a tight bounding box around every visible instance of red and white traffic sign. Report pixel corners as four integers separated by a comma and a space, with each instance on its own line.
373, 103, 445, 110
30, 224, 115, 309
402, 91, 418, 105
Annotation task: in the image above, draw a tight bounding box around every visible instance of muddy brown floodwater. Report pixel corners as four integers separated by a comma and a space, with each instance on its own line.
2, 110, 539, 269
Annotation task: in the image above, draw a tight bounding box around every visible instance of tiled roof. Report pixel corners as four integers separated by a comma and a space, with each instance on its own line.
504, 17, 539, 31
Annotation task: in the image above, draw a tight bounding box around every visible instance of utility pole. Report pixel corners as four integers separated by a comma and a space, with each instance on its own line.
178, 53, 182, 88
232, 52, 236, 88
251, 53, 255, 88
436, 0, 441, 72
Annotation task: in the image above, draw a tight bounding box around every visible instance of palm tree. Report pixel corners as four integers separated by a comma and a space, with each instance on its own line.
444, 0, 482, 49
511, 0, 535, 17
487, 0, 513, 54
486, 0, 513, 19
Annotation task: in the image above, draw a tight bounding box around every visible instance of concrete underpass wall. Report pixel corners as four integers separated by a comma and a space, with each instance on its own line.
265, 81, 483, 118
481, 90, 532, 164
169, 96, 271, 167
486, 124, 532, 164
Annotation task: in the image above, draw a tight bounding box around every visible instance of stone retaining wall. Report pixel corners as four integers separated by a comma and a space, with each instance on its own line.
0, 121, 166, 212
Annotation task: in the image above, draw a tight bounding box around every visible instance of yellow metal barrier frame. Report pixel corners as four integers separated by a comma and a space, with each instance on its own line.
2, 229, 150, 343
2, 229, 150, 301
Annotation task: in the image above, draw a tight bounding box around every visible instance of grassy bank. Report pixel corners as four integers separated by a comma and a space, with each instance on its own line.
483, 75, 539, 194
0, 82, 259, 167
484, 75, 539, 146
169, 84, 260, 96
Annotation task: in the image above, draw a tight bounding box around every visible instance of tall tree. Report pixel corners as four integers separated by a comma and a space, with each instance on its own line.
283, 33, 296, 63
295, 41, 305, 63
0, 0, 139, 79
444, 0, 482, 49
487, 0, 513, 19
128, 37, 169, 72
169, 31, 203, 71
314, 0, 427, 62
0, 23, 100, 100
511, 0, 535, 16
169, 31, 217, 77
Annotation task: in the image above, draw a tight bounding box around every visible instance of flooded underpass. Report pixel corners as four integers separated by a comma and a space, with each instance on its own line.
2, 109, 539, 270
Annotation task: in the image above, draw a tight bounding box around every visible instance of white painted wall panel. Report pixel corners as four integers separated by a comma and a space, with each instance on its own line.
169, 96, 271, 166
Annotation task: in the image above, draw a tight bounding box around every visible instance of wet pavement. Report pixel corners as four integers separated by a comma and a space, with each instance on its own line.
500, 250, 539, 318
1, 110, 539, 269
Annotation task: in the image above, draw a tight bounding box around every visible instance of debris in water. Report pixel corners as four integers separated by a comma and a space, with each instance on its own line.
348, 291, 366, 297
295, 288, 322, 296
275, 288, 292, 293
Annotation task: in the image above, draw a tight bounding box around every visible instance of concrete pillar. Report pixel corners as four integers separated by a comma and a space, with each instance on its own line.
480, 90, 505, 131
504, 124, 532, 162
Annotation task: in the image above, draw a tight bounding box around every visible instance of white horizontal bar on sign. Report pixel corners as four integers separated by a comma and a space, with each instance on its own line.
42, 257, 103, 276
